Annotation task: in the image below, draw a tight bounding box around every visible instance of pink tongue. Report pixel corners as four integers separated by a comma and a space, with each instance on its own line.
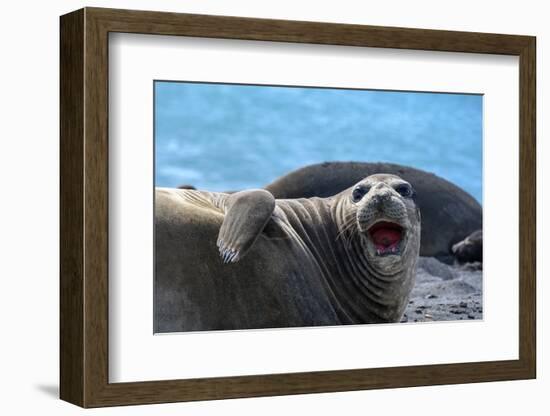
371, 228, 401, 249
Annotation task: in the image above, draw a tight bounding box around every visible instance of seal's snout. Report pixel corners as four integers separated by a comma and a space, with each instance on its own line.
371, 189, 393, 207
354, 182, 411, 258
346, 174, 419, 270
357, 187, 407, 230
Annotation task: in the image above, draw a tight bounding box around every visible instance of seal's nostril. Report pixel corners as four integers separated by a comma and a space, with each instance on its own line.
374, 191, 391, 205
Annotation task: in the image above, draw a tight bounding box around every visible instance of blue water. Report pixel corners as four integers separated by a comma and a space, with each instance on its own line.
155, 82, 482, 202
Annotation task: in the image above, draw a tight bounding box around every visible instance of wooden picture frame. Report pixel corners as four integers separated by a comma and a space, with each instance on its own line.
60, 7, 536, 408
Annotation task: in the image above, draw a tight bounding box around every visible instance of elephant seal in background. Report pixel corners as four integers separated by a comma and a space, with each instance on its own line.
155, 174, 421, 333
452, 229, 482, 264
265, 162, 482, 262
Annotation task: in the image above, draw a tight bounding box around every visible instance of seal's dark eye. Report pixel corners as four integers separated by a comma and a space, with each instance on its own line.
352, 186, 368, 202
395, 183, 413, 198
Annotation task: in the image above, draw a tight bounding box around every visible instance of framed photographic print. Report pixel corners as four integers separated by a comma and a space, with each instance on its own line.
60, 7, 536, 408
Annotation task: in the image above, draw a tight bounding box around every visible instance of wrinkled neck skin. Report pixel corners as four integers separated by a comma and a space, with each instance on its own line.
332, 195, 419, 323
280, 195, 420, 324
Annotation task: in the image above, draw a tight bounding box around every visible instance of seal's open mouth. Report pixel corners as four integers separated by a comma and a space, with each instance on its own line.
368, 221, 404, 256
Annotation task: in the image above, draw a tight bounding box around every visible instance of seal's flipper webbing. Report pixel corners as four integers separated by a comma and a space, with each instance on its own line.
217, 190, 275, 263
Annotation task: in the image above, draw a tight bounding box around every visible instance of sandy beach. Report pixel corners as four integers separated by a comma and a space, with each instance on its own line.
403, 257, 483, 323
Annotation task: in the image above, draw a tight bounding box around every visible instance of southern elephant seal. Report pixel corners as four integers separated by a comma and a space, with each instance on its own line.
155, 174, 421, 332
264, 162, 482, 262
452, 229, 482, 264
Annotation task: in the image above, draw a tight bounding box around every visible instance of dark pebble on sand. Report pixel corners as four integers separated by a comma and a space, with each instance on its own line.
450, 309, 465, 315
426, 294, 438, 299
459, 301, 468, 308
415, 309, 423, 314
468, 314, 476, 319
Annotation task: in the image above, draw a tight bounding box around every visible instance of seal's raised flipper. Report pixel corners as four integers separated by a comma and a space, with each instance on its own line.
217, 189, 276, 263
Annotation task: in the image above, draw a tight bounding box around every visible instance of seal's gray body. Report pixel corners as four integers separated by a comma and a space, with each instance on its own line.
155, 175, 420, 333
265, 162, 481, 261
